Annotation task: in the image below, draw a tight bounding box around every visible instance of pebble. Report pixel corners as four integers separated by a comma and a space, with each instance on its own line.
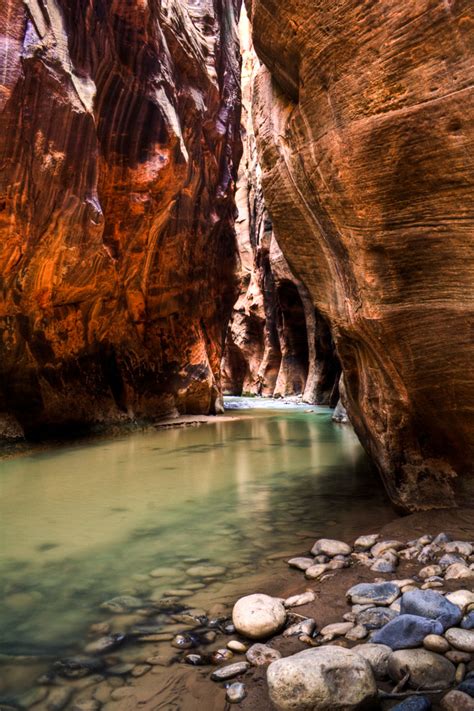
172, 633, 198, 650
304, 564, 328, 579
440, 690, 474, 710
456, 662, 467, 683
232, 594, 286, 639
210, 662, 250, 681
84, 634, 125, 655
53, 656, 104, 679
419, 565, 442, 579
445, 628, 474, 652
226, 683, 247, 704
211, 649, 234, 664
246, 643, 281, 666
146, 653, 175, 666
284, 590, 316, 608
347, 582, 400, 606
185, 654, 206, 666
371, 540, 404, 557
371, 558, 397, 573
320, 622, 354, 637
107, 663, 134, 675
131, 664, 151, 677
446, 650, 471, 664
357, 607, 397, 630
227, 640, 248, 653
149, 566, 181, 578
445, 563, 473, 580
70, 701, 101, 711
89, 623, 111, 636
100, 596, 143, 613
310, 538, 351, 557
283, 618, 316, 638
110, 688, 135, 701
345, 624, 368, 641
354, 534, 379, 551
287, 557, 314, 571
423, 634, 450, 653
45, 687, 73, 710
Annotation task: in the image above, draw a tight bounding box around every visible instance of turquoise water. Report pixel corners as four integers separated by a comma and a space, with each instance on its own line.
0, 398, 395, 701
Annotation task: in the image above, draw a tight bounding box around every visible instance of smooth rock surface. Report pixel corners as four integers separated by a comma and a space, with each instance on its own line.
445, 628, 474, 653
311, 539, 351, 557
400, 589, 463, 630
353, 643, 392, 679
372, 614, 443, 649
347, 582, 400, 606
232, 594, 286, 640
388, 649, 455, 689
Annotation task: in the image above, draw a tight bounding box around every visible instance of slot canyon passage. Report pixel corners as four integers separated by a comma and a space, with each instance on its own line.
0, 0, 473, 710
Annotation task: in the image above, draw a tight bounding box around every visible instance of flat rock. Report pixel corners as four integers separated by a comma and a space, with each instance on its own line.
371, 540, 404, 557
232, 594, 286, 640
354, 534, 379, 551
320, 622, 354, 637
311, 539, 351, 557
445, 628, 474, 652
287, 557, 314, 571
400, 589, 462, 630
186, 565, 226, 578
444, 542, 473, 557
445, 563, 473, 580
100, 596, 143, 613
347, 582, 400, 606
390, 697, 432, 710
284, 590, 316, 608
283, 618, 316, 638
246, 643, 281, 666
211, 662, 250, 681
357, 606, 397, 630
371, 558, 397, 573
353, 643, 392, 679
388, 648, 455, 689
372, 614, 443, 649
305, 564, 328, 579
267, 646, 377, 711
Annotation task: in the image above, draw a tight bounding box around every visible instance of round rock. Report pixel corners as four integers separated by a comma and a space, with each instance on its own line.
232, 594, 286, 640
347, 582, 399, 606
388, 649, 455, 689
267, 646, 377, 711
423, 634, 450, 653
311, 539, 351, 557
246, 643, 281, 666
445, 628, 474, 653
226, 683, 247, 704
353, 643, 392, 679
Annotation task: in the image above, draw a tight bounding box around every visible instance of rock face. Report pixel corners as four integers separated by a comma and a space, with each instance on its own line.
245, 0, 474, 509
221, 11, 341, 404
0, 0, 242, 438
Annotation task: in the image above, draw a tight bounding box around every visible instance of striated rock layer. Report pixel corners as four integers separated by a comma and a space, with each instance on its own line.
222, 12, 340, 404
246, 0, 474, 509
0, 0, 242, 437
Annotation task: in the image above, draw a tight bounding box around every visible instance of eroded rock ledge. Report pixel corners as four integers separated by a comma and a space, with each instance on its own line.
245, 0, 474, 509
0, 0, 242, 438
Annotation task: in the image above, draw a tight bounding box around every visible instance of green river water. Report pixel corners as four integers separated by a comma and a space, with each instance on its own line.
0, 398, 396, 705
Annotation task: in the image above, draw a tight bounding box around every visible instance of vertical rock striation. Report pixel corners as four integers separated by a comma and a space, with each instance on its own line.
246, 0, 474, 509
0, 0, 242, 437
222, 10, 341, 403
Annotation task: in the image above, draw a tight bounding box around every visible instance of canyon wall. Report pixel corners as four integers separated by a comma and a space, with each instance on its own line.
0, 0, 242, 438
222, 12, 341, 404
246, 0, 474, 509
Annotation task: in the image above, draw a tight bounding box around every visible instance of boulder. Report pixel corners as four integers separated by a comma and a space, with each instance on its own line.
267, 646, 377, 710
372, 614, 443, 649
232, 594, 286, 640
400, 589, 462, 630
388, 649, 455, 689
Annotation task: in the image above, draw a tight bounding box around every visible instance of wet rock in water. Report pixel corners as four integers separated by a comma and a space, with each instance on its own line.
305, 564, 328, 579
53, 656, 104, 679
84, 634, 126, 655
172, 633, 199, 650
202, 631, 217, 644
149, 566, 182, 578
347, 582, 400, 606
110, 688, 135, 701
211, 649, 234, 664
462, 612, 474, 629
311, 539, 351, 557
284, 591, 316, 608
354, 534, 379, 551
353, 643, 391, 679
232, 594, 286, 640
372, 614, 443, 649
390, 697, 432, 710
131, 664, 151, 677
401, 589, 463, 630
223, 622, 236, 635
107, 663, 135, 675
246, 643, 281, 666
186, 565, 226, 578
70, 701, 102, 711
445, 563, 473, 580
446, 590, 474, 612
227, 640, 248, 653
423, 634, 450, 653
100, 596, 143, 613
16, 687, 49, 708
445, 628, 474, 652
89, 623, 111, 636
226, 683, 247, 704
357, 607, 398, 630
172, 609, 208, 626
267, 646, 376, 711
388, 649, 455, 689
288, 557, 314, 571
45, 686, 73, 710
283, 618, 316, 638
185, 654, 207, 666
210, 662, 250, 681
440, 690, 474, 710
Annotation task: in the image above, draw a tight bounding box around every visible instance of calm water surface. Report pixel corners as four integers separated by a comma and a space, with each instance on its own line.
0, 398, 395, 701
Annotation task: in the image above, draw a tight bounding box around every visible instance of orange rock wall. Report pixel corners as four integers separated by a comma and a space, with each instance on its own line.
246, 0, 474, 509
0, 0, 242, 437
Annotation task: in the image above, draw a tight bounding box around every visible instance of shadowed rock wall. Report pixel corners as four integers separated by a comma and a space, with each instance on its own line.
0, 0, 242, 438
245, 0, 474, 509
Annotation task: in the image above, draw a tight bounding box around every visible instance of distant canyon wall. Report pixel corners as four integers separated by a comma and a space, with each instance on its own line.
222, 12, 341, 405
245, 0, 474, 509
0, 0, 242, 438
